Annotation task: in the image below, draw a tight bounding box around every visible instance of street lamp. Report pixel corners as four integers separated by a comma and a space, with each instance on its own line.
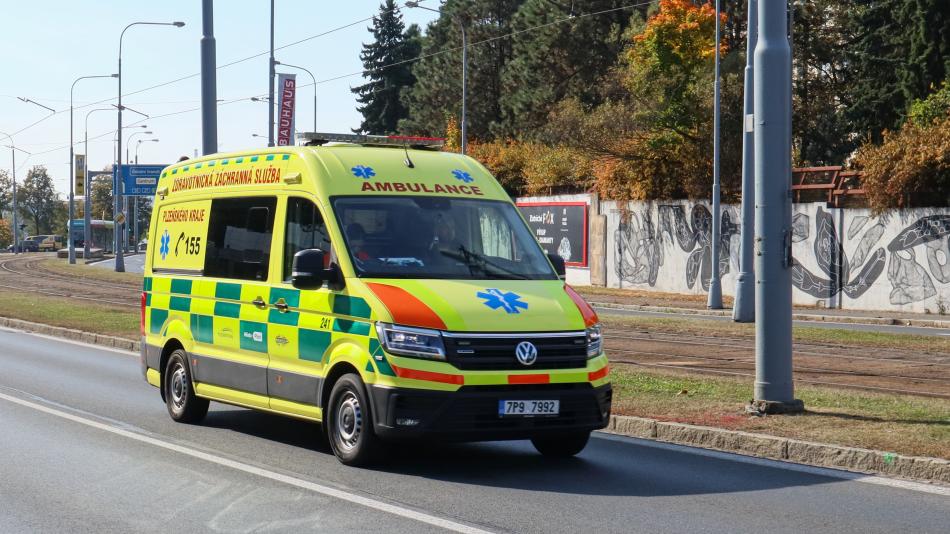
116, 20, 185, 272
133, 138, 158, 253
135, 139, 159, 164
0, 131, 28, 255
83, 107, 114, 261
275, 61, 317, 131
126, 130, 154, 163
406, 1, 467, 154
69, 73, 117, 264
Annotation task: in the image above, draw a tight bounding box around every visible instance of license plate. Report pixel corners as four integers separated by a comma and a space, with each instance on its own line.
498, 399, 559, 417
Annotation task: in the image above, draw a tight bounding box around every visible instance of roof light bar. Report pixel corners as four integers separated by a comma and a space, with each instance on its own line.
298, 132, 445, 149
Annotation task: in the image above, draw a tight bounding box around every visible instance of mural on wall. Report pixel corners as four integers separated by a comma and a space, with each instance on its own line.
885, 215, 950, 304
791, 207, 886, 300
790, 210, 950, 305
600, 195, 950, 312
616, 204, 738, 291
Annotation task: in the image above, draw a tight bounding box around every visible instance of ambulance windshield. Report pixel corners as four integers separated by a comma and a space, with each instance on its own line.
332, 196, 558, 280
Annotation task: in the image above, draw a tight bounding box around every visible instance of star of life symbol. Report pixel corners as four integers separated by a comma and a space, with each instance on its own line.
476, 288, 528, 314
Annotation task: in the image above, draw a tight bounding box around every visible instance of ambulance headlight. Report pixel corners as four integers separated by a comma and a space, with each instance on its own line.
375, 323, 446, 361
586, 324, 602, 358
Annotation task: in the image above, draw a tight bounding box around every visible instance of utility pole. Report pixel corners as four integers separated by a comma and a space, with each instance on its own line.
707, 0, 723, 309
268, 0, 276, 147
201, 0, 218, 155
752, 0, 802, 414
734, 0, 758, 323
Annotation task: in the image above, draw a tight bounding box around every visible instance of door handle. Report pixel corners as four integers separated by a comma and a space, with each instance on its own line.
252, 296, 267, 308
273, 298, 290, 313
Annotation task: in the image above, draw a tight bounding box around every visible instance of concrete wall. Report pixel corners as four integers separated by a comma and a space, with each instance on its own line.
519, 193, 950, 314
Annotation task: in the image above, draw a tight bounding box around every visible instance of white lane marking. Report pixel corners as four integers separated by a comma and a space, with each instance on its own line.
595, 432, 950, 497
0, 326, 138, 357
0, 391, 494, 534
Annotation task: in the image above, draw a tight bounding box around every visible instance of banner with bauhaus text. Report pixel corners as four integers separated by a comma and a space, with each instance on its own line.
277, 73, 297, 146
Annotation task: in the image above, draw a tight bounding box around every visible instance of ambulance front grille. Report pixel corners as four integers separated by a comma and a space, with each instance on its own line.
442, 332, 588, 371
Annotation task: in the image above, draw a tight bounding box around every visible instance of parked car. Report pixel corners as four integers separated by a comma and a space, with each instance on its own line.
7, 239, 39, 253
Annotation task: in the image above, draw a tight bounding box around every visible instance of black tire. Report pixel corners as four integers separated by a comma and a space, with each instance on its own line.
326, 373, 381, 466
163, 349, 209, 424
531, 431, 591, 457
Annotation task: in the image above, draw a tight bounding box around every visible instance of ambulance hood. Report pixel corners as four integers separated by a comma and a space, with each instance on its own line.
361, 278, 594, 333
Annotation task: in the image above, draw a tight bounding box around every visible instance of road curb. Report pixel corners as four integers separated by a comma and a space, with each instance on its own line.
605, 414, 950, 485
590, 301, 950, 329
0, 316, 140, 353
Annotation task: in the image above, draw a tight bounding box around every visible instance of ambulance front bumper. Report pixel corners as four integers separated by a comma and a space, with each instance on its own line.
368, 382, 612, 441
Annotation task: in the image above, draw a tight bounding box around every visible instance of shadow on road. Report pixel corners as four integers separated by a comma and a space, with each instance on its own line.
202, 408, 843, 498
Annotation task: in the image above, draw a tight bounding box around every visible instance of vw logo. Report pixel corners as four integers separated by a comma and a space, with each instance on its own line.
515, 341, 538, 366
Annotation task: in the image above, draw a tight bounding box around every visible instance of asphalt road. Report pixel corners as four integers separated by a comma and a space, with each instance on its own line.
595, 305, 950, 337
0, 328, 947, 533
89, 252, 147, 274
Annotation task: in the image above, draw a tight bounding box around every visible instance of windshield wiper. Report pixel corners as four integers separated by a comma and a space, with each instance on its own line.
441, 246, 531, 280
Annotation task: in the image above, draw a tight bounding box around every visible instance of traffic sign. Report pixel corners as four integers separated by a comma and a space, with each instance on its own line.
116, 164, 167, 196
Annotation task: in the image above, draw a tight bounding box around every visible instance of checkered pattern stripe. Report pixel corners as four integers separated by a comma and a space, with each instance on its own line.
144, 275, 385, 371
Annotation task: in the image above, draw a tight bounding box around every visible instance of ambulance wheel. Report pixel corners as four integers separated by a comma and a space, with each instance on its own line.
164, 349, 209, 424
327, 373, 381, 466
531, 431, 591, 457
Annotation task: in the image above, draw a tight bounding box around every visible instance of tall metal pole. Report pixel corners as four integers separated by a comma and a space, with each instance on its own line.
752, 0, 802, 413
707, 0, 723, 309
268, 0, 276, 147
734, 0, 758, 323
201, 0, 218, 155
459, 20, 468, 156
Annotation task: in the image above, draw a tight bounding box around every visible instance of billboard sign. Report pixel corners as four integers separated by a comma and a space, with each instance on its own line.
516, 201, 588, 267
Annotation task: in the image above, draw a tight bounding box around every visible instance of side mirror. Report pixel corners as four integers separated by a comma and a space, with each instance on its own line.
292, 249, 326, 289
547, 253, 566, 279
292, 249, 344, 290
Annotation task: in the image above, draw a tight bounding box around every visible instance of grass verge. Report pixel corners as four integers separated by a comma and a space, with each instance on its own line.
601, 314, 950, 353
39, 257, 142, 286
609, 365, 950, 459
0, 290, 137, 338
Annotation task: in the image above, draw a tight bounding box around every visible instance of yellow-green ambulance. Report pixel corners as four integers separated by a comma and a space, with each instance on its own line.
141, 133, 611, 465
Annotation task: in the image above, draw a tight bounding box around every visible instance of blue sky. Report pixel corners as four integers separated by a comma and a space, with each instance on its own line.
0, 1, 439, 195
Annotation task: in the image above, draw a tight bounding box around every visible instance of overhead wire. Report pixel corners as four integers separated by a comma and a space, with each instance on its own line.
2, 0, 426, 137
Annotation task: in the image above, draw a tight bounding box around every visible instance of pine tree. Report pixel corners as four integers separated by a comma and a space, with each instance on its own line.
352, 0, 420, 134
495, 0, 640, 139
846, 0, 950, 142
400, 0, 524, 139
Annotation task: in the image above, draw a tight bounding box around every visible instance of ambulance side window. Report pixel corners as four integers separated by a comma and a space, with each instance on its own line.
204, 197, 277, 281
284, 197, 332, 282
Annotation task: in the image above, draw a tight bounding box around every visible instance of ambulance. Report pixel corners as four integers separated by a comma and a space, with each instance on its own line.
141, 133, 611, 465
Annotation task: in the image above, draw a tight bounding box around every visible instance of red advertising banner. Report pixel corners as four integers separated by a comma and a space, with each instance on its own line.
277, 73, 297, 146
